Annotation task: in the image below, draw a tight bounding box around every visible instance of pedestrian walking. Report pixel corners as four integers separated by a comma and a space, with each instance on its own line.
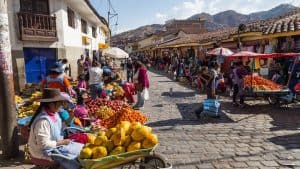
77, 55, 85, 76
133, 61, 150, 109
126, 58, 134, 82
88, 61, 103, 100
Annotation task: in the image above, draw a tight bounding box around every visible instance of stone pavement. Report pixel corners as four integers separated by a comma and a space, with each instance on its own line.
142, 70, 300, 169
1, 70, 300, 169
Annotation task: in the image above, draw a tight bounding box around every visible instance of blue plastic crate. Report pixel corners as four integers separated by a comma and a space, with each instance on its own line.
202, 99, 221, 117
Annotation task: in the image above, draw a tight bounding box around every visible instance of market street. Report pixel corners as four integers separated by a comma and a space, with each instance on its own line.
143, 70, 300, 169
1, 70, 300, 169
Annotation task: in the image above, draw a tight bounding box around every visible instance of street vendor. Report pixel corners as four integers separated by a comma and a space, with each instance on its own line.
232, 61, 250, 107
28, 88, 83, 169
41, 62, 72, 95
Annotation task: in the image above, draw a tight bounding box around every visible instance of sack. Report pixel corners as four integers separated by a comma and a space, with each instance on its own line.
202, 99, 221, 117
142, 88, 149, 100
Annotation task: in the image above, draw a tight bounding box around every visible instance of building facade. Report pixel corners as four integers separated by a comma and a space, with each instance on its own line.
7, 0, 109, 92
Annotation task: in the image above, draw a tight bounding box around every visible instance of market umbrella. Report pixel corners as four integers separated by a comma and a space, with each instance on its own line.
228, 51, 266, 58
102, 47, 129, 59
207, 47, 234, 56
228, 51, 300, 59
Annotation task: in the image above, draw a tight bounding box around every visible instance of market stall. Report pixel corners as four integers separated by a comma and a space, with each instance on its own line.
16, 79, 172, 169
227, 51, 300, 105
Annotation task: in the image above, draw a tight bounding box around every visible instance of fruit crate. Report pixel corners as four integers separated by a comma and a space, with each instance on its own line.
79, 146, 156, 169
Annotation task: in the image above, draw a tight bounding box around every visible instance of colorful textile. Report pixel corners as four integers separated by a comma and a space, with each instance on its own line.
73, 105, 89, 119
67, 133, 88, 144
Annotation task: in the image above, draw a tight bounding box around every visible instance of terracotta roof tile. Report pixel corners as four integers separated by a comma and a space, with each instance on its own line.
263, 12, 300, 35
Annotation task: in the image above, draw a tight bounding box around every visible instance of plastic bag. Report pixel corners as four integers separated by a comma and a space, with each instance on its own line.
142, 88, 149, 100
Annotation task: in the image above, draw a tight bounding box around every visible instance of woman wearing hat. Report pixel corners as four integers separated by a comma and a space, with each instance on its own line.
28, 88, 83, 168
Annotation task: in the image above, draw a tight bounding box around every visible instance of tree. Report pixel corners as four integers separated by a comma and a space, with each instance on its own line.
0, 0, 19, 158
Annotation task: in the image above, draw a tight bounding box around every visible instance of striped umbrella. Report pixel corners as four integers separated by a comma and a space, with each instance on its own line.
207, 47, 233, 56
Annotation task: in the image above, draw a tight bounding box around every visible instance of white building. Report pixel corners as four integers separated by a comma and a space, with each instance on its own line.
7, 0, 110, 92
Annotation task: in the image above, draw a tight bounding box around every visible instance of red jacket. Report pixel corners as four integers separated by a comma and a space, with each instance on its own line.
138, 66, 150, 88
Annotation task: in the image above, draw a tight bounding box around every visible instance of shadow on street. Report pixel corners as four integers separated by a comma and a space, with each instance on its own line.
269, 133, 300, 150
147, 102, 235, 127
221, 100, 300, 131
161, 91, 196, 98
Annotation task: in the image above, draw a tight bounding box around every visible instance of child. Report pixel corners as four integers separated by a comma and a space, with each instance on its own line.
77, 74, 87, 92
122, 81, 136, 105
73, 91, 90, 126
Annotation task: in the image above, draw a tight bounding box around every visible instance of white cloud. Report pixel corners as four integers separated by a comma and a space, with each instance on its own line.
155, 12, 168, 23
154, 0, 300, 24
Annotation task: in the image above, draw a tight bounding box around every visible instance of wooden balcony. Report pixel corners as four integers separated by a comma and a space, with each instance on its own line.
17, 12, 58, 42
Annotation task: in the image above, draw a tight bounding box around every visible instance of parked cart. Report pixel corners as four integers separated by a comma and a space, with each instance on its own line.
79, 145, 172, 169
228, 51, 300, 105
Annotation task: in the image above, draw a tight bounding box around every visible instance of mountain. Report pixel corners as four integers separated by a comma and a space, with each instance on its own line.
250, 4, 298, 20
213, 10, 249, 27
111, 24, 165, 45
112, 4, 300, 47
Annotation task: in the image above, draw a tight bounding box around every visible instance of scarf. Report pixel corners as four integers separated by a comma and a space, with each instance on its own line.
45, 108, 57, 122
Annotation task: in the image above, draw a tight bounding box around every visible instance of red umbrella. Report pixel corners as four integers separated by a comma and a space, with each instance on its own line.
207, 47, 233, 56
227, 51, 270, 58
228, 51, 300, 59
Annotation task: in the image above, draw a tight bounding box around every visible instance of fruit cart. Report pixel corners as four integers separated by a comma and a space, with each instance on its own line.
244, 87, 291, 105
228, 52, 300, 105
79, 145, 172, 169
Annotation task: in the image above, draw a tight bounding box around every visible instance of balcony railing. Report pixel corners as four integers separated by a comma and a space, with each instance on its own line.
17, 12, 58, 42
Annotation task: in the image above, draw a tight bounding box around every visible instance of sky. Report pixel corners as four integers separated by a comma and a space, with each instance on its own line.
91, 0, 300, 35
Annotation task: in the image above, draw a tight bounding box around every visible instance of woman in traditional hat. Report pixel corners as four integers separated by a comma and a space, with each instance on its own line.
28, 88, 83, 169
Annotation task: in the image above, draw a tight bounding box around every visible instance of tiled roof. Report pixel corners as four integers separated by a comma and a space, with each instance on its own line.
153, 11, 300, 49
158, 34, 201, 48
263, 12, 300, 35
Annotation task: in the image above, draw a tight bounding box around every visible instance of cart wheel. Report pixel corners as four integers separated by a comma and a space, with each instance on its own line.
267, 96, 278, 105
140, 154, 170, 169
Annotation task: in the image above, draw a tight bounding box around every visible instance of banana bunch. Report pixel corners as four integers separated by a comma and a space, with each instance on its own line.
29, 91, 42, 102
18, 101, 40, 118
15, 95, 23, 104
113, 86, 125, 97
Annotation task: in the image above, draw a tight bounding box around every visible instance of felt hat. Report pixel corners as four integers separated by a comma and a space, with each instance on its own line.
38, 88, 68, 103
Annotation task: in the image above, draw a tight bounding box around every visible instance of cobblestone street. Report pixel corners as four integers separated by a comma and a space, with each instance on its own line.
143, 70, 300, 169
1, 70, 300, 169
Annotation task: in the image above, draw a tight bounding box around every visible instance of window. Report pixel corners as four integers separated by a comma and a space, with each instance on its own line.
20, 0, 49, 15
81, 19, 87, 33
67, 8, 75, 28
92, 27, 96, 38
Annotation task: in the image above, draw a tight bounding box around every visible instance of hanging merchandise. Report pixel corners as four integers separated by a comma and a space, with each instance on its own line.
254, 58, 260, 70
264, 45, 273, 54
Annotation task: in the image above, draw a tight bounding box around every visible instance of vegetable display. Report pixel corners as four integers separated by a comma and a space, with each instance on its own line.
87, 99, 127, 114
80, 121, 158, 159
100, 107, 148, 129
244, 75, 283, 91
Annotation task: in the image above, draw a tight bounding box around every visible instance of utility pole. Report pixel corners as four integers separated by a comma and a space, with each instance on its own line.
0, 0, 19, 158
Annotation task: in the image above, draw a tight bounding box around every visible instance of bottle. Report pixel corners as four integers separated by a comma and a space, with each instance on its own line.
169, 87, 173, 96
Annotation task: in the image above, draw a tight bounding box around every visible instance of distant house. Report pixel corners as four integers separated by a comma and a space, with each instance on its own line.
165, 18, 207, 34
7, 0, 109, 92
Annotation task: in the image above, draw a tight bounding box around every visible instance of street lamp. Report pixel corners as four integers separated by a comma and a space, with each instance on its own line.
237, 24, 246, 51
